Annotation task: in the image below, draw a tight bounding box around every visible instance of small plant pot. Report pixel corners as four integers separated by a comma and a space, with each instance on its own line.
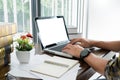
16, 50, 30, 64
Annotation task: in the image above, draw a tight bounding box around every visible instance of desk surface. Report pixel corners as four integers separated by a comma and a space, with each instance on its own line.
0, 48, 113, 80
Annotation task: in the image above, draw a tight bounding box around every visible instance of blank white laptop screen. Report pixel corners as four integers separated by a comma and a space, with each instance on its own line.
36, 17, 69, 48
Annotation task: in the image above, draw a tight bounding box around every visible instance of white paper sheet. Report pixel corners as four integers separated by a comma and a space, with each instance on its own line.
31, 56, 79, 78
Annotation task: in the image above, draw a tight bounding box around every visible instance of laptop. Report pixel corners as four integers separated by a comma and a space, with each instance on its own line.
35, 16, 73, 58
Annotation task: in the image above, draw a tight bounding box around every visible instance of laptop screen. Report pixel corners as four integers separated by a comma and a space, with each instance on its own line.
36, 16, 69, 48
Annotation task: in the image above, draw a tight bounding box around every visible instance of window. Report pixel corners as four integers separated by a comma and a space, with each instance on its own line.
0, 0, 83, 34
31, 0, 84, 43
0, 0, 31, 32
40, 0, 82, 33
0, 0, 4, 22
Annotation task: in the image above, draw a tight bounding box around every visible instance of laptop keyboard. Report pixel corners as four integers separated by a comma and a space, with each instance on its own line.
50, 44, 67, 52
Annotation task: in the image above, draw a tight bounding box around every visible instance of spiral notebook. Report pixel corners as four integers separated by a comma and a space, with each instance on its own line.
31, 56, 79, 78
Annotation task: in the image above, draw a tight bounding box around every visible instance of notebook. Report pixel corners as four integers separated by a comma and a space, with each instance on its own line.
35, 16, 72, 58
31, 56, 79, 78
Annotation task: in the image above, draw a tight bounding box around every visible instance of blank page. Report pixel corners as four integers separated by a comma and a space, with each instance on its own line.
31, 56, 78, 78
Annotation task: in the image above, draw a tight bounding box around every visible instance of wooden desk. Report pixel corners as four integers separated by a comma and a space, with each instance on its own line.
0, 49, 113, 80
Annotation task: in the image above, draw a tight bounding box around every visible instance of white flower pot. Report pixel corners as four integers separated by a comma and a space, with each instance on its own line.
16, 50, 30, 64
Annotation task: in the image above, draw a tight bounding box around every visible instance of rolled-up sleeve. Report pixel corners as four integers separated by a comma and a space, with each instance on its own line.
105, 55, 120, 80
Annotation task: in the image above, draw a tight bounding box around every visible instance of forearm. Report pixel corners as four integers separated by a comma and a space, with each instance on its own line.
91, 40, 120, 52
84, 53, 108, 75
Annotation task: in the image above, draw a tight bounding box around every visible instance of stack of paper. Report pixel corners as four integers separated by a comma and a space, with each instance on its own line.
31, 56, 79, 78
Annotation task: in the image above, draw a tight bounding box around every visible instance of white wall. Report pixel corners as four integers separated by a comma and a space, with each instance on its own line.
87, 0, 120, 41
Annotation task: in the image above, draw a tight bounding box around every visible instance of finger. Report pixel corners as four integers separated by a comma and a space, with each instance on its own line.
75, 44, 83, 48
62, 48, 69, 53
62, 44, 70, 50
62, 49, 73, 55
69, 39, 78, 44
62, 47, 71, 53
77, 43, 83, 47
70, 38, 82, 44
63, 44, 72, 49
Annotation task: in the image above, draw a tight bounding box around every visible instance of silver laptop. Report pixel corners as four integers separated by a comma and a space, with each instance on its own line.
35, 16, 72, 58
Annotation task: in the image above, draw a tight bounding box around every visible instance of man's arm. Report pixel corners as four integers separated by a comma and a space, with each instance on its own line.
91, 40, 120, 52
62, 44, 109, 75
84, 53, 108, 75
70, 38, 120, 52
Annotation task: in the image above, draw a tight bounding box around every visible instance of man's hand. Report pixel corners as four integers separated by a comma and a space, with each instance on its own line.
69, 38, 94, 48
62, 44, 84, 58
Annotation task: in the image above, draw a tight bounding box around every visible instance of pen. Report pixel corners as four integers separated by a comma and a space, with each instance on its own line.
44, 60, 69, 68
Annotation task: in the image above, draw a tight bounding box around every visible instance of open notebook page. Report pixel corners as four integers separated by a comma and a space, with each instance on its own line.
31, 56, 79, 78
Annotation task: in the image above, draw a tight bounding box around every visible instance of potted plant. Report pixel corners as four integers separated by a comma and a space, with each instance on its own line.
15, 33, 34, 64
